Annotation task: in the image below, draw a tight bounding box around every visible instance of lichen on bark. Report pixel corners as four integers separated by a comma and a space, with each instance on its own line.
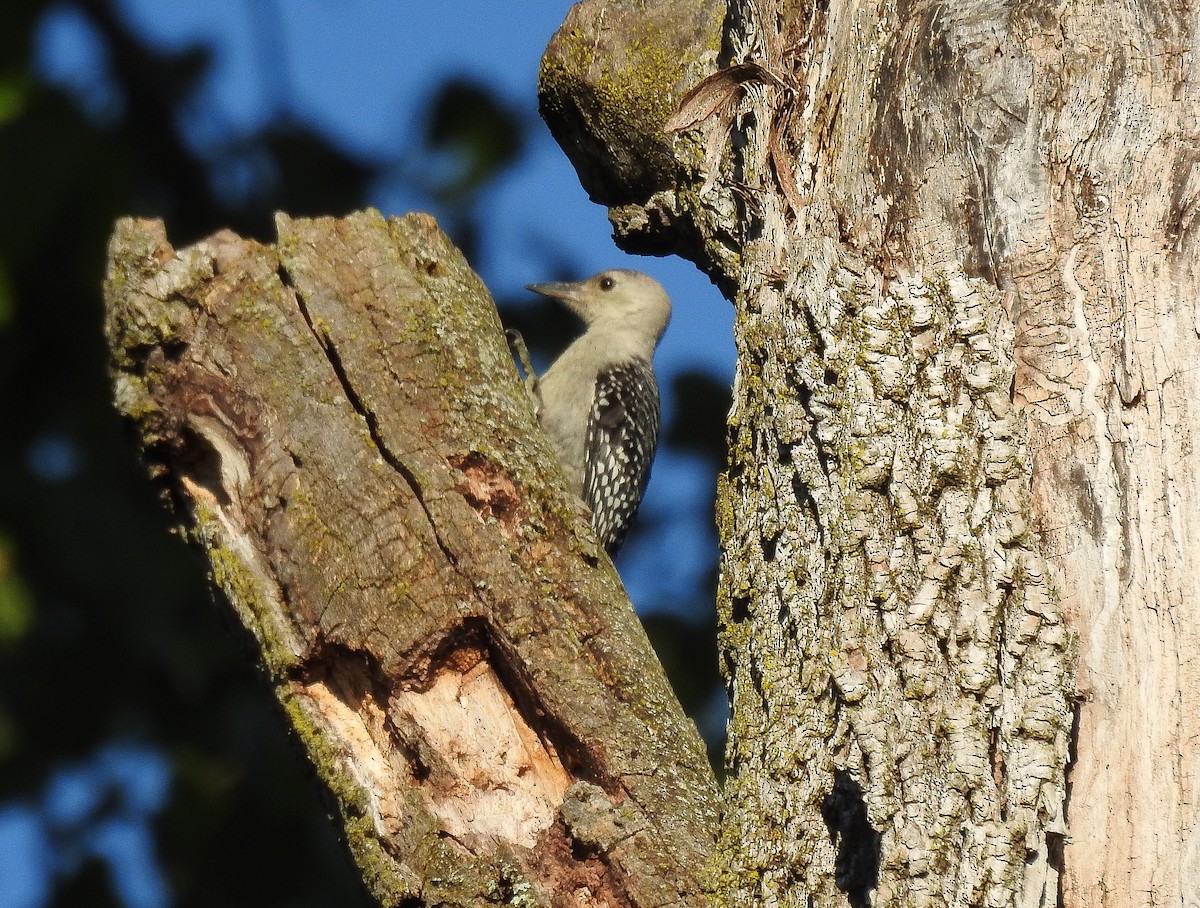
538, 0, 733, 275
716, 260, 1071, 906
103, 210, 719, 907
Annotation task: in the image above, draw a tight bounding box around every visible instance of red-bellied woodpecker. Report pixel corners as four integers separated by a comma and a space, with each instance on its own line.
522, 270, 671, 556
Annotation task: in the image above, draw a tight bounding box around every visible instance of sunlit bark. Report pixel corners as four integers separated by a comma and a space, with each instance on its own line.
542, 0, 1200, 904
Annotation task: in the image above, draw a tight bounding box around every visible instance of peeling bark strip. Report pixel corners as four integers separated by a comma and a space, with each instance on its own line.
541, 0, 1200, 905
103, 211, 718, 907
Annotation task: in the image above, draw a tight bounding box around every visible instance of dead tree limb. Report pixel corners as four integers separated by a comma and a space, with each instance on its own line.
103, 210, 718, 907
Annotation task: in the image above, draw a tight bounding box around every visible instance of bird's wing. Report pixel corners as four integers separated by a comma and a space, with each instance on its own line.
583, 358, 660, 554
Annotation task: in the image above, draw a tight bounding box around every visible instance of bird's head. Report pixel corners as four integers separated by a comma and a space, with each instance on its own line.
527, 269, 671, 341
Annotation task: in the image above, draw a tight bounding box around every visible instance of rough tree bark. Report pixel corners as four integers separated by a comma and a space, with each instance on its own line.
102, 211, 718, 907
540, 0, 1200, 906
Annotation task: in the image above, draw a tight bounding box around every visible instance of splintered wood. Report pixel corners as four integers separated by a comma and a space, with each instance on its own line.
393, 646, 571, 848
298, 641, 570, 850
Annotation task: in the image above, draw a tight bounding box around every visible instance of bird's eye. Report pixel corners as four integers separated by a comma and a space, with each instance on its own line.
599, 276, 615, 291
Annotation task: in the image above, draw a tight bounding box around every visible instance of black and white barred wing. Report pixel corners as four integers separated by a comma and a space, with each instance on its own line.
583, 358, 661, 554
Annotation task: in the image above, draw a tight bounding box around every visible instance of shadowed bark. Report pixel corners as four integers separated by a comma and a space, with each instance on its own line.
102, 210, 718, 907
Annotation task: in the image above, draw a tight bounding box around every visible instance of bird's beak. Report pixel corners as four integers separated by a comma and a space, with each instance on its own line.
527, 281, 588, 319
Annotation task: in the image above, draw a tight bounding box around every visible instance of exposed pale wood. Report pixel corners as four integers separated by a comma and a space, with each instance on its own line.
103, 211, 718, 907
540, 0, 1200, 905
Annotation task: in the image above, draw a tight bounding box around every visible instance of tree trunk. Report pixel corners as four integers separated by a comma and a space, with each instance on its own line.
102, 211, 718, 907
540, 0, 1200, 905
